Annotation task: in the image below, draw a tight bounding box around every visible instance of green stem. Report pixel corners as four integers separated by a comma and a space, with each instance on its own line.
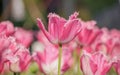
14, 72, 16, 75
77, 48, 83, 75
77, 57, 81, 75
58, 44, 62, 75
14, 72, 20, 75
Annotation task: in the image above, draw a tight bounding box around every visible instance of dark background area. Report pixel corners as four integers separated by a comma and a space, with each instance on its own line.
0, 0, 120, 29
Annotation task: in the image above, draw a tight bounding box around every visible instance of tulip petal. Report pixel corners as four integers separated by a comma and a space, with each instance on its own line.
81, 52, 94, 75
0, 25, 6, 33
0, 21, 14, 36
60, 19, 81, 43
0, 61, 4, 73
69, 12, 79, 20
37, 18, 57, 44
48, 13, 66, 40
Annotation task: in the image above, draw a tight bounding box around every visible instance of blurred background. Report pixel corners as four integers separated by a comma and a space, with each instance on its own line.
0, 0, 120, 30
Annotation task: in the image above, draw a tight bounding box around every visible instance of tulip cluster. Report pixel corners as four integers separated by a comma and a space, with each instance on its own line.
0, 12, 120, 75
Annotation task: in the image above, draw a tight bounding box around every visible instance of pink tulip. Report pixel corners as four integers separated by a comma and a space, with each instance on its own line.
33, 45, 73, 75
77, 20, 102, 46
110, 30, 120, 57
8, 48, 31, 72
80, 50, 113, 75
3, 37, 32, 72
108, 29, 120, 75
92, 28, 120, 55
110, 29, 120, 38
89, 28, 111, 53
14, 27, 33, 47
0, 21, 32, 73
0, 21, 14, 36
37, 12, 82, 44
90, 28, 120, 75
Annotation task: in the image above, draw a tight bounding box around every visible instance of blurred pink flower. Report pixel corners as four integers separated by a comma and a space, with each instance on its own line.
37, 12, 82, 44
110, 31, 120, 57
13, 27, 33, 47
89, 28, 120, 75
80, 51, 113, 75
91, 28, 120, 55
0, 21, 14, 36
108, 29, 120, 75
87, 28, 111, 53
2, 37, 32, 72
0, 21, 32, 73
77, 20, 102, 46
0, 21, 15, 73
33, 45, 73, 75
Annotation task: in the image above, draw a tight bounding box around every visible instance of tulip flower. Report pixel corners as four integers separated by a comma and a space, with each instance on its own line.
77, 20, 102, 46
8, 48, 31, 72
3, 37, 32, 72
89, 28, 111, 53
14, 27, 33, 47
33, 45, 73, 75
37, 12, 82, 75
37, 12, 82, 44
80, 50, 113, 75
0, 21, 14, 36
108, 29, 120, 75
92, 28, 120, 54
0, 21, 32, 73
90, 28, 120, 75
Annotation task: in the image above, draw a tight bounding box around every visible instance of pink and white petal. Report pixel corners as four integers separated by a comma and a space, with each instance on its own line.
48, 13, 66, 39
0, 61, 4, 73
60, 19, 82, 43
0, 25, 6, 33
45, 46, 58, 63
37, 18, 57, 44
81, 55, 94, 75
69, 12, 79, 20
16, 49, 31, 71
0, 21, 14, 36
